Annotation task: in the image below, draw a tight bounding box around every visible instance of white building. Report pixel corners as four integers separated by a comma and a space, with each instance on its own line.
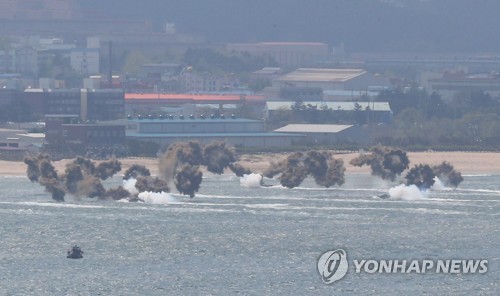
274, 124, 371, 145
273, 68, 390, 92
70, 48, 99, 75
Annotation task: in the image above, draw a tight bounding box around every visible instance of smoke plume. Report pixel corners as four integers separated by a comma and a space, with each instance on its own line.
350, 146, 409, 181
405, 164, 436, 190
229, 162, 252, 177
263, 150, 345, 188
432, 161, 463, 188
24, 154, 123, 201
135, 176, 170, 193
105, 186, 132, 200
203, 141, 236, 174
174, 164, 203, 197
123, 164, 151, 180
158, 141, 251, 197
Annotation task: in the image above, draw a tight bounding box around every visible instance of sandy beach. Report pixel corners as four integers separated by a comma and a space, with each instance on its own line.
1, 151, 500, 177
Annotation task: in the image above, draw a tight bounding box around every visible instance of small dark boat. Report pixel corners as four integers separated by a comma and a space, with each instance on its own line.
67, 245, 84, 259
377, 193, 390, 199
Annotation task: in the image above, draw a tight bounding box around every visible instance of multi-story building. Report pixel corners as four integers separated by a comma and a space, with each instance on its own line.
85, 89, 124, 121
179, 71, 239, 93
70, 48, 99, 75
22, 88, 124, 121
14, 46, 38, 77
425, 71, 500, 101
44, 114, 126, 154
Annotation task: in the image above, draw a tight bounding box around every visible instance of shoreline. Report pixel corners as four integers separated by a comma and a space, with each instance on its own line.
1, 151, 500, 177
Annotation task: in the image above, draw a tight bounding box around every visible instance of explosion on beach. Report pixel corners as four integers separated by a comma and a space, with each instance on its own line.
264, 150, 346, 188
24, 154, 122, 201
24, 142, 464, 202
404, 161, 464, 190
24, 141, 253, 201
350, 146, 463, 188
350, 145, 410, 181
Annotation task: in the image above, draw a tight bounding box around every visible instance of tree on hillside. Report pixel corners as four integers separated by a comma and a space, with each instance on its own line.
123, 50, 151, 77
182, 48, 277, 74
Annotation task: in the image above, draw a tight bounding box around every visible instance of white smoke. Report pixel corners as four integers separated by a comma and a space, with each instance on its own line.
239, 173, 263, 188
388, 184, 427, 200
431, 176, 448, 191
121, 178, 178, 204
137, 191, 178, 205
123, 178, 139, 196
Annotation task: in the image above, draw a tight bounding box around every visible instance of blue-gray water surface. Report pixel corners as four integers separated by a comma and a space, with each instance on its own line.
0, 173, 498, 295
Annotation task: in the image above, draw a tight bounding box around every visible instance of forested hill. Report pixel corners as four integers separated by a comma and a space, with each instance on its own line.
78, 0, 500, 53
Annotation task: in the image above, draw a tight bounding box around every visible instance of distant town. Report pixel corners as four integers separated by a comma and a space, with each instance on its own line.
1, 0, 500, 160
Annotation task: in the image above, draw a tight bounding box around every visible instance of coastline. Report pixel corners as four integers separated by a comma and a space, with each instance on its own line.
1, 151, 499, 177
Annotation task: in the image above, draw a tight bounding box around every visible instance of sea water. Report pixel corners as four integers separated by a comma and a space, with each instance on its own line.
0, 174, 498, 295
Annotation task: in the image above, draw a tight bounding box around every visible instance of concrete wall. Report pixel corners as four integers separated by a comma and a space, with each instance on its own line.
137, 120, 265, 134
282, 126, 371, 146
131, 135, 298, 148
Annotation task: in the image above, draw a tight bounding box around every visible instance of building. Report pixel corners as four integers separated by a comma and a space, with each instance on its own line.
45, 88, 81, 115
14, 46, 38, 77
142, 63, 181, 81
85, 89, 124, 121
0, 88, 18, 107
265, 101, 393, 124
251, 67, 283, 81
126, 117, 302, 148
226, 42, 330, 67
44, 114, 125, 155
426, 71, 500, 101
124, 93, 265, 117
24, 88, 124, 121
274, 124, 371, 146
272, 68, 390, 92
179, 71, 240, 93
1, 36, 99, 79
279, 86, 323, 101
323, 90, 382, 101
364, 55, 500, 75
70, 48, 99, 75
0, 127, 44, 160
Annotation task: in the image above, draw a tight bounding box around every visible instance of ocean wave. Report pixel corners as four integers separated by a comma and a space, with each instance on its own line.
462, 174, 493, 177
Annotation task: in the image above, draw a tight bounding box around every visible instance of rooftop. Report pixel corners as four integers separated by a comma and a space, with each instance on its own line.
275, 68, 366, 83
266, 101, 392, 112
125, 93, 264, 102
127, 132, 301, 138
253, 67, 282, 75
128, 118, 260, 123
274, 124, 354, 134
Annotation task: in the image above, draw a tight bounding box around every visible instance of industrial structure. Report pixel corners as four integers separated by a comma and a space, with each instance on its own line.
274, 124, 371, 146
126, 117, 301, 148
44, 114, 126, 156
2, 88, 125, 121
271, 68, 391, 91
124, 93, 265, 118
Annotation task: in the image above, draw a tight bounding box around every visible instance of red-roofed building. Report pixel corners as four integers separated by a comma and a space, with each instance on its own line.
124, 93, 265, 117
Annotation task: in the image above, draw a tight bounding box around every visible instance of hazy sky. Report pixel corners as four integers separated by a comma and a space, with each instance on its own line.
76, 0, 500, 53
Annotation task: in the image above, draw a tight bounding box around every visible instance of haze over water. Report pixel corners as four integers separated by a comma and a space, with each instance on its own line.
0, 174, 498, 295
